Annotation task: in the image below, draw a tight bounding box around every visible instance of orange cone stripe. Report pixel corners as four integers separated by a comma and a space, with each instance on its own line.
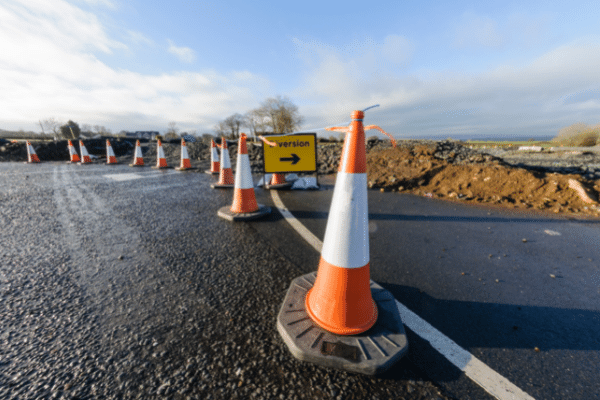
306, 261, 377, 335
218, 168, 234, 185
230, 188, 258, 213
211, 161, 220, 172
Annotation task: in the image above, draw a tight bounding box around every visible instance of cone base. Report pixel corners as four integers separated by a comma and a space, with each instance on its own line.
277, 272, 408, 375
152, 165, 172, 169
175, 166, 197, 171
217, 204, 271, 221
264, 181, 293, 190
205, 170, 220, 175
211, 183, 234, 189
129, 163, 144, 167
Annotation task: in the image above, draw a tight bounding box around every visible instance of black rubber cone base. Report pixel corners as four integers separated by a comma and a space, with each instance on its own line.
211, 183, 234, 189
277, 272, 408, 375
151, 165, 172, 169
217, 204, 271, 221
175, 166, 197, 171
129, 163, 144, 167
205, 170, 219, 175
264, 181, 294, 190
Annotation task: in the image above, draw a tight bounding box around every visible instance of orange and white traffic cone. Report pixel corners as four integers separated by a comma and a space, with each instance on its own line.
153, 139, 169, 169
175, 138, 194, 171
210, 138, 234, 188
79, 140, 92, 164
205, 139, 220, 174
306, 110, 377, 335
217, 133, 271, 221
129, 140, 144, 167
106, 140, 118, 164
26, 141, 40, 163
67, 140, 80, 163
264, 172, 293, 190
276, 110, 407, 375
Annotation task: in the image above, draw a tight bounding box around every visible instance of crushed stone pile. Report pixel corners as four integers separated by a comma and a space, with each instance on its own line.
367, 141, 600, 217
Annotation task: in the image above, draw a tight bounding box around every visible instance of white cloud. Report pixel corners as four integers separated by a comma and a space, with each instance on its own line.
0, 0, 271, 133
127, 30, 154, 46
167, 39, 196, 63
294, 36, 600, 138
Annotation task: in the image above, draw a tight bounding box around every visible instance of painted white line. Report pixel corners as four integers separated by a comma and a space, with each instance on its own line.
543, 229, 561, 236
103, 171, 178, 182
271, 191, 322, 253
270, 190, 535, 400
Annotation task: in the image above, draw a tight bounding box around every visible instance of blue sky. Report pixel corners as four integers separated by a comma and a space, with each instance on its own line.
1, 0, 600, 139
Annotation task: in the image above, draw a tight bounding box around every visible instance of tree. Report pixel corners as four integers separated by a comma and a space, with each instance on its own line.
166, 121, 179, 136
213, 121, 227, 137
223, 113, 245, 139
244, 109, 268, 140
257, 96, 303, 134
41, 118, 62, 140
60, 120, 81, 139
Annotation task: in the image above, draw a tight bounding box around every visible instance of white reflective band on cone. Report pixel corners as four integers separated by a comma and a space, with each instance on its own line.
320, 172, 369, 269
234, 154, 254, 189
135, 146, 142, 157
181, 146, 189, 158
221, 148, 231, 169
211, 147, 219, 161
158, 146, 165, 158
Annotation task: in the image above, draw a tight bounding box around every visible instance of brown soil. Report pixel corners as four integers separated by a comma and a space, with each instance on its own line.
367, 143, 600, 217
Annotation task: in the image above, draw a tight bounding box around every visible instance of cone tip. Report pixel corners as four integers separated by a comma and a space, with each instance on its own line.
352, 110, 364, 120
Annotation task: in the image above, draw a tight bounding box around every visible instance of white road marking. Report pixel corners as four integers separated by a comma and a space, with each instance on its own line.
103, 171, 178, 181
270, 190, 535, 400
544, 229, 561, 236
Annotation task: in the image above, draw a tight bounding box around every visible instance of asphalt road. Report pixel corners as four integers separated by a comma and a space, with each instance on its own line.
1, 161, 599, 399
273, 176, 600, 400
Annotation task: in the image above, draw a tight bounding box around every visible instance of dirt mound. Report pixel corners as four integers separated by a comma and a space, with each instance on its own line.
367, 142, 600, 217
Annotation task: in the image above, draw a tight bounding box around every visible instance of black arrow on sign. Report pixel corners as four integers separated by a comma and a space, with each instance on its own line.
280, 153, 300, 165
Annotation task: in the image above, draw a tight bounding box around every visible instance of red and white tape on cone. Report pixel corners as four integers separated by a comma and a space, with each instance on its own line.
106, 140, 117, 164
79, 140, 92, 164
26, 141, 40, 163
68, 140, 80, 163
305, 110, 377, 335
130, 140, 144, 166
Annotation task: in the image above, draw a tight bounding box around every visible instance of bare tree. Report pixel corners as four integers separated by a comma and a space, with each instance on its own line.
244, 109, 268, 141
223, 113, 245, 139
213, 121, 227, 137
41, 118, 62, 140
257, 96, 303, 134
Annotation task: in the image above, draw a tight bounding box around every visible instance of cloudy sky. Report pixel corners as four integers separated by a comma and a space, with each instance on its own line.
1, 0, 600, 139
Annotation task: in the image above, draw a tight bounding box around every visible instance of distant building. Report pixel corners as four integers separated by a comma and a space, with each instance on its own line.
125, 131, 159, 140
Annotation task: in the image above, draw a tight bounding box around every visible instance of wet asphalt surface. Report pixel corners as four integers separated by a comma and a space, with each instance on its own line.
1, 161, 455, 400
274, 179, 600, 400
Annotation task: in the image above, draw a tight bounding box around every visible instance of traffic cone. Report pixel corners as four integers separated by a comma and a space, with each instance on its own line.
305, 110, 377, 335
26, 141, 40, 163
217, 133, 271, 221
264, 173, 293, 190
210, 138, 234, 188
153, 139, 169, 169
106, 140, 118, 164
205, 139, 220, 174
276, 110, 408, 375
175, 138, 194, 171
79, 140, 92, 164
67, 140, 80, 163
129, 140, 144, 167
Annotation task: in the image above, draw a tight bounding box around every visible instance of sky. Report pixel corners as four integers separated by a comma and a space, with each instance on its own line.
1, 0, 600, 139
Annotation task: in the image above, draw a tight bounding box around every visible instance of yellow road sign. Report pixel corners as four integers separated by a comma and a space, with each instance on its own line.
263, 134, 317, 173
